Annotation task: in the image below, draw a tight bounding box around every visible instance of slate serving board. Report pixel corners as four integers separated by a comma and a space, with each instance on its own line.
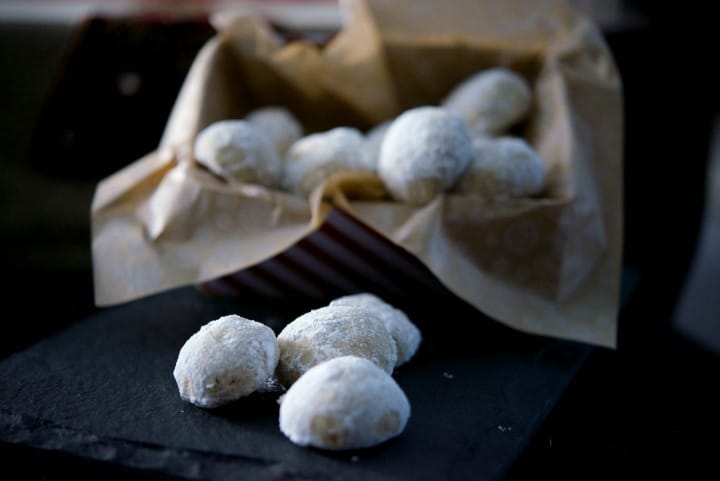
0, 287, 589, 481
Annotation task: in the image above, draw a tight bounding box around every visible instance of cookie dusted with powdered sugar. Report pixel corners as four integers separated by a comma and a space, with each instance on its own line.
246, 106, 303, 156
330, 293, 421, 367
378, 106, 473, 205
275, 305, 397, 387
193, 120, 282, 187
282, 127, 375, 196
363, 119, 391, 166
442, 67, 532, 137
173, 315, 279, 408
456, 136, 545, 198
279, 356, 410, 450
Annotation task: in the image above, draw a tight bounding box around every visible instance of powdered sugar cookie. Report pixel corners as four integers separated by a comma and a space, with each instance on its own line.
456, 136, 545, 198
330, 293, 421, 367
279, 356, 410, 450
173, 315, 279, 408
246, 106, 303, 156
276, 304, 397, 387
282, 127, 374, 196
193, 120, 282, 187
442, 67, 532, 136
378, 106, 473, 205
364, 119, 391, 166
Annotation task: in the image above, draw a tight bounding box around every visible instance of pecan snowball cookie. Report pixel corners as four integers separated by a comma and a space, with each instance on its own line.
245, 106, 302, 156
456, 136, 546, 198
282, 127, 375, 197
442, 67, 532, 136
330, 293, 421, 367
173, 315, 279, 408
279, 356, 410, 450
193, 120, 282, 187
275, 304, 397, 387
378, 106, 473, 205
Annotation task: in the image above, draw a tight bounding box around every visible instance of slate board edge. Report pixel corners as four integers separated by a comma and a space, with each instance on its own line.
0, 409, 387, 481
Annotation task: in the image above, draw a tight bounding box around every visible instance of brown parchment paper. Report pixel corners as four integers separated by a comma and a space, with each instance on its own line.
91, 0, 623, 348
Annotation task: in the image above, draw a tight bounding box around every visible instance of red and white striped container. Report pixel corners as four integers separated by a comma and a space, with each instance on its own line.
198, 208, 447, 301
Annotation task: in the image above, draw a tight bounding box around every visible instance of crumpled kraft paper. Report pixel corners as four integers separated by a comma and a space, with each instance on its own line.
91, 0, 623, 347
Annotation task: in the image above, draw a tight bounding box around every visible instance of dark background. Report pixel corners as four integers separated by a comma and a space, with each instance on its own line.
1, 1, 718, 479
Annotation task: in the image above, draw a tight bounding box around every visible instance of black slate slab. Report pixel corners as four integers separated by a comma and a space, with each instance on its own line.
0, 287, 590, 481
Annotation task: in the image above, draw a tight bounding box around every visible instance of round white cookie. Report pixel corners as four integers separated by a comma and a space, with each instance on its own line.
275, 304, 397, 387
456, 136, 545, 198
364, 119, 391, 166
193, 120, 282, 187
378, 106, 473, 205
245, 106, 303, 156
282, 127, 375, 197
173, 315, 279, 408
330, 293, 421, 367
279, 356, 410, 450
442, 67, 532, 136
